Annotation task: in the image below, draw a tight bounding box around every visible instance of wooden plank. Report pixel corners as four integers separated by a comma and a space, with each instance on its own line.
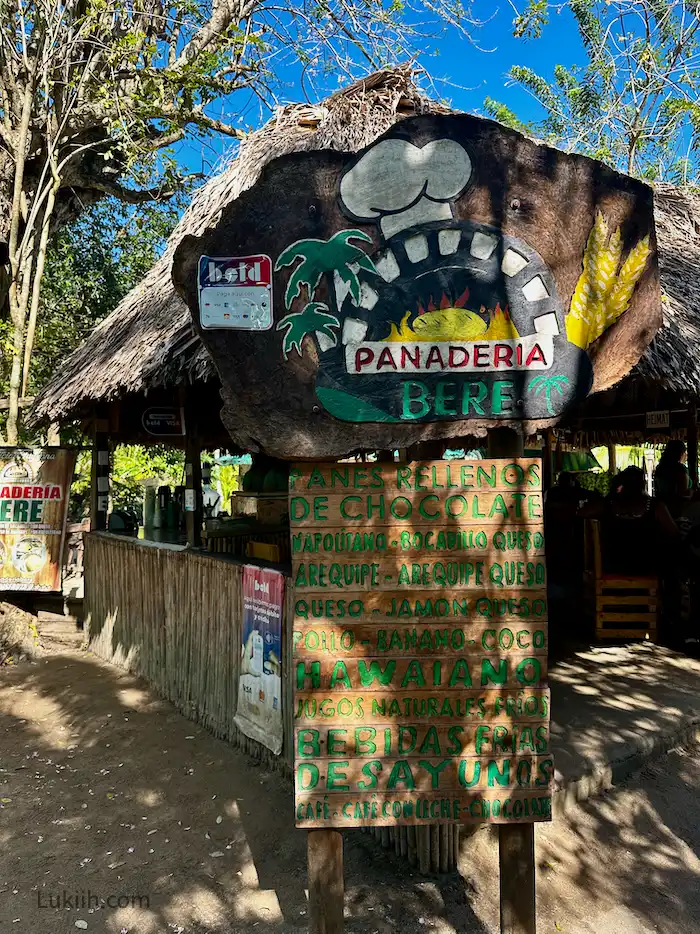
595, 628, 656, 638
597, 579, 657, 589
308, 829, 344, 934
290, 490, 543, 527
499, 823, 536, 934
294, 723, 551, 758
598, 612, 657, 623
291, 524, 546, 557
294, 688, 551, 723
293, 653, 548, 690
292, 622, 549, 658
296, 789, 553, 828
293, 588, 548, 623
595, 595, 657, 606
292, 555, 546, 592
289, 459, 543, 495
295, 754, 552, 794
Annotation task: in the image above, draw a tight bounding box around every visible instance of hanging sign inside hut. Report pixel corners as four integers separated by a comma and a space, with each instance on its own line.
0, 448, 76, 593
236, 565, 285, 755
142, 407, 186, 436
290, 458, 552, 828
198, 255, 273, 330
175, 112, 661, 458
646, 410, 670, 430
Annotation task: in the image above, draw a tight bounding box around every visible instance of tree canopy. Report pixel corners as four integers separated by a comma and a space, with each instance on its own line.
0, 0, 477, 443
486, 0, 700, 182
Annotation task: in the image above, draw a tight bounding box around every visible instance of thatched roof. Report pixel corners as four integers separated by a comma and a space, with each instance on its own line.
32, 67, 700, 426
634, 183, 700, 394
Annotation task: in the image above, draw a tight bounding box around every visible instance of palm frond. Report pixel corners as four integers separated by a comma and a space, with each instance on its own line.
277, 302, 340, 359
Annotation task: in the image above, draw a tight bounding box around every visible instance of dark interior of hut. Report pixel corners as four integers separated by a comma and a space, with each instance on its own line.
82, 376, 700, 666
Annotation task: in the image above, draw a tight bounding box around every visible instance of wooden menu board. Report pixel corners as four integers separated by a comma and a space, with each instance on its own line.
290, 458, 552, 829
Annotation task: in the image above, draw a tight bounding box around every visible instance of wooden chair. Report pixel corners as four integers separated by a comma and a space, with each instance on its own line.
585, 519, 658, 642
246, 540, 281, 563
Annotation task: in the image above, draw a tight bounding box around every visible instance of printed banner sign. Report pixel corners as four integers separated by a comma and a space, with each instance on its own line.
0, 448, 76, 592
236, 565, 285, 754
290, 458, 552, 828
199, 255, 273, 330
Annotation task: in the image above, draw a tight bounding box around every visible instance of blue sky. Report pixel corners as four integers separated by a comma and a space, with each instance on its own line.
175, 1, 587, 177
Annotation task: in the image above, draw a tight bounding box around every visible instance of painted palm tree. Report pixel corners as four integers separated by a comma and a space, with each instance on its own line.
278, 302, 340, 359
529, 375, 570, 415
275, 229, 377, 309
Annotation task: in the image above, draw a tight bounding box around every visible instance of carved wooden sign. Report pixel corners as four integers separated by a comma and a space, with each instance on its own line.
173, 113, 661, 458
290, 458, 552, 828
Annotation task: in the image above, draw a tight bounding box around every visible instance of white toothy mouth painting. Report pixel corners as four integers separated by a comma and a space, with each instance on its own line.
272, 133, 650, 424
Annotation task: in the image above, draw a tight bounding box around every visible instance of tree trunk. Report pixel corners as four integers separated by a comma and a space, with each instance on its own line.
22, 181, 58, 397
7, 241, 33, 445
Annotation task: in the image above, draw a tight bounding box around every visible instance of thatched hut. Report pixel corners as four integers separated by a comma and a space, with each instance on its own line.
29, 66, 700, 877
32, 68, 700, 452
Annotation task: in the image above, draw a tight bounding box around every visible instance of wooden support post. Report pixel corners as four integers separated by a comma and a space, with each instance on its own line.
308, 829, 344, 934
487, 427, 537, 934
184, 432, 202, 548
687, 406, 698, 492
499, 823, 536, 934
608, 442, 617, 478
542, 429, 554, 493
90, 412, 110, 532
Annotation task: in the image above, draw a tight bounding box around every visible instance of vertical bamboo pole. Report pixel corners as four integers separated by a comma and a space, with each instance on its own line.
687, 406, 698, 492
183, 393, 203, 547
90, 407, 110, 532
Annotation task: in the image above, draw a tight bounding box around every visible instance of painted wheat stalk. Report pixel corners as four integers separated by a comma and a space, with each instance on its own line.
566, 212, 651, 350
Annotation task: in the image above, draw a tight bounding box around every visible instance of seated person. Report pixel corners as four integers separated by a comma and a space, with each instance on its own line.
654, 440, 691, 519
591, 466, 678, 576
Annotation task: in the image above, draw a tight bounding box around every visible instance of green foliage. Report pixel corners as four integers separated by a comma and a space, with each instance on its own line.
71, 445, 185, 517
513, 0, 549, 39
483, 98, 532, 134
211, 464, 240, 510
27, 198, 184, 399
111, 446, 184, 514
577, 469, 611, 497
498, 1, 700, 181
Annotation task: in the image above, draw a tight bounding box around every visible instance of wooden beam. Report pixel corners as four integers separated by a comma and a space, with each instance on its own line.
608, 442, 617, 477
0, 396, 34, 410
688, 406, 698, 491
308, 829, 344, 934
498, 823, 536, 934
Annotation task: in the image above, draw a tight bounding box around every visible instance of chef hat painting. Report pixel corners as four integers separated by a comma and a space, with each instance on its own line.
339, 139, 473, 240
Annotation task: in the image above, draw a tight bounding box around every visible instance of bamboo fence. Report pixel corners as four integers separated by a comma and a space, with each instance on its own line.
84, 532, 294, 774
84, 532, 460, 872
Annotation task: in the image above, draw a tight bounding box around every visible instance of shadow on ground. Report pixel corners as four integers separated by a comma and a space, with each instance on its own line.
0, 649, 489, 934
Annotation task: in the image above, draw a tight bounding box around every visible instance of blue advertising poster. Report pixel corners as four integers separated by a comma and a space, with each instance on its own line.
235, 565, 284, 754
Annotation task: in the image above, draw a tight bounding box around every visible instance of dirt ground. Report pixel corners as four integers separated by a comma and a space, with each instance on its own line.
1, 621, 700, 934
